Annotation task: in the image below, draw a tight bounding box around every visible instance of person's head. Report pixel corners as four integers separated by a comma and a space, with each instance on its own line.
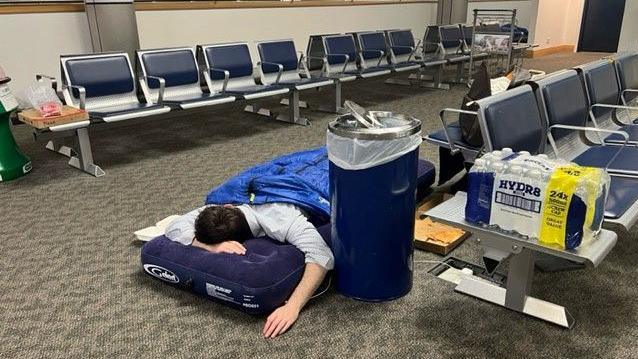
194, 205, 252, 244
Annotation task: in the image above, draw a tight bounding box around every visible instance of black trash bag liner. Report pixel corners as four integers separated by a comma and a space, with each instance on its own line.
459, 62, 491, 147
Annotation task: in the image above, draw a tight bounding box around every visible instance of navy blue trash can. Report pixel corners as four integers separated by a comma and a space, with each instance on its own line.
327, 111, 422, 301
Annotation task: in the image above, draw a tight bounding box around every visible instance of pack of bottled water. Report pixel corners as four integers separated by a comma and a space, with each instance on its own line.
465, 149, 609, 250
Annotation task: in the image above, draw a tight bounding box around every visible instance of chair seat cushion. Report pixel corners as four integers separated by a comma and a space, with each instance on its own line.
445, 54, 470, 63
227, 85, 288, 99
605, 176, 638, 219
279, 77, 334, 90
165, 93, 236, 108
573, 146, 638, 174
426, 121, 481, 150
394, 62, 422, 72
605, 124, 638, 144
416, 159, 436, 202
90, 103, 166, 119
346, 67, 391, 78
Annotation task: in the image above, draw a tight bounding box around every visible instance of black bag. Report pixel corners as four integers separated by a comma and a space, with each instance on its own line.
459, 63, 491, 147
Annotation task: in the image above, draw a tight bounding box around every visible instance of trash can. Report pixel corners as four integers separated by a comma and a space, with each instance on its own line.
0, 67, 31, 182
327, 103, 422, 301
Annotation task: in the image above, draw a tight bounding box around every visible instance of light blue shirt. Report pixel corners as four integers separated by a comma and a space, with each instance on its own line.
165, 203, 334, 270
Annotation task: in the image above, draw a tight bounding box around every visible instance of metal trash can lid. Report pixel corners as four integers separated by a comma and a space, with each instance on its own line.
328, 111, 421, 140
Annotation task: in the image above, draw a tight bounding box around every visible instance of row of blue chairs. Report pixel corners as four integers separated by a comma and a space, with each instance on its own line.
35, 28, 457, 177
426, 52, 638, 231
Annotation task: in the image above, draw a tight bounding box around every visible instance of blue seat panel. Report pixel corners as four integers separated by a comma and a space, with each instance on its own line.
141, 50, 199, 88
90, 103, 165, 118
581, 61, 621, 118
278, 77, 333, 88
605, 176, 638, 219
572, 146, 638, 173
65, 55, 134, 98
359, 33, 388, 60
205, 44, 253, 80
427, 121, 480, 150
389, 31, 416, 56
440, 27, 463, 49
226, 84, 286, 97
604, 124, 638, 143
325, 36, 357, 65
481, 88, 545, 153
258, 41, 299, 73
444, 53, 470, 63
164, 93, 235, 106
540, 72, 589, 140
416, 159, 436, 202
615, 53, 638, 102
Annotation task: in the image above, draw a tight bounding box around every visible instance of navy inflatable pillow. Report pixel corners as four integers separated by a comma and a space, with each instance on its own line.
141, 224, 331, 315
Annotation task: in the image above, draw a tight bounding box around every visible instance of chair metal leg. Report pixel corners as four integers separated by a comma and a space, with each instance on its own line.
455, 247, 575, 328
280, 98, 308, 108
244, 90, 309, 126
420, 66, 451, 90
68, 128, 105, 177
45, 139, 74, 158
316, 80, 342, 114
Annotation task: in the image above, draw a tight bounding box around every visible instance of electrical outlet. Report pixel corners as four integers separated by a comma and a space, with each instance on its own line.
546, 37, 550, 44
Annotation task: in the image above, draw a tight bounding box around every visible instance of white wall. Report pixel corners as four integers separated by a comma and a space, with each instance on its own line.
0, 3, 436, 92
137, 3, 436, 58
618, 0, 638, 52
529, 0, 583, 49
1, 12, 92, 93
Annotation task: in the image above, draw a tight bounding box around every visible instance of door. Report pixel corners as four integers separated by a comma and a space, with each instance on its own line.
578, 0, 626, 52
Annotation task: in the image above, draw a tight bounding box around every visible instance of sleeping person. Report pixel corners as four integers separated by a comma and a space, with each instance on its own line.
165, 201, 334, 339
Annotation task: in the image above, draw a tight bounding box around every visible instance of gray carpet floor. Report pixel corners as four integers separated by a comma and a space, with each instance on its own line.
3, 52, 637, 358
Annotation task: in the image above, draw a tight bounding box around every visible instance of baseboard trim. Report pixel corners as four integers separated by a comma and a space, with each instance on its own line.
528, 45, 575, 58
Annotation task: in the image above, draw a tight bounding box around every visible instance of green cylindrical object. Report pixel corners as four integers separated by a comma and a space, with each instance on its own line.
0, 79, 31, 182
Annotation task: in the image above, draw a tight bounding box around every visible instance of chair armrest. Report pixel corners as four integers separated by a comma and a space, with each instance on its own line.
36, 74, 57, 92
391, 45, 416, 63
547, 124, 628, 170
144, 75, 165, 104
297, 51, 311, 78
326, 54, 351, 74
258, 61, 284, 84
589, 103, 638, 126
62, 84, 86, 110
437, 108, 477, 155
206, 67, 230, 93
360, 49, 385, 67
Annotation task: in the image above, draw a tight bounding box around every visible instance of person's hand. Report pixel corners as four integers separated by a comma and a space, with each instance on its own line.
193, 239, 246, 255
263, 303, 300, 339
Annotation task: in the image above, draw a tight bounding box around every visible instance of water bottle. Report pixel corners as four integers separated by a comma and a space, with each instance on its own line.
465, 158, 493, 225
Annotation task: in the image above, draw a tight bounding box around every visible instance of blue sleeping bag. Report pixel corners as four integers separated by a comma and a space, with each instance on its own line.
141, 147, 435, 314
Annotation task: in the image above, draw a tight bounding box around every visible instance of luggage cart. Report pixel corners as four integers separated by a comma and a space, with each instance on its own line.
467, 9, 536, 85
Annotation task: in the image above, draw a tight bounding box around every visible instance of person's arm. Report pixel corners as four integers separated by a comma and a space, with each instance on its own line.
263, 263, 326, 338
262, 212, 334, 338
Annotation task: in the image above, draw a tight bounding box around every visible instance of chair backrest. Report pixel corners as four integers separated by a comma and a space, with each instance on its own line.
533, 70, 590, 142
60, 52, 138, 110
323, 34, 359, 74
257, 39, 301, 85
137, 47, 202, 102
306, 34, 337, 71
388, 29, 417, 64
460, 25, 474, 46
577, 60, 621, 118
198, 42, 256, 92
357, 31, 389, 69
476, 85, 546, 154
439, 25, 463, 51
613, 52, 638, 103
423, 25, 441, 55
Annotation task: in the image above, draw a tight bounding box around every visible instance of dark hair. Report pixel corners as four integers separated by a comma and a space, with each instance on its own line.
194, 206, 252, 244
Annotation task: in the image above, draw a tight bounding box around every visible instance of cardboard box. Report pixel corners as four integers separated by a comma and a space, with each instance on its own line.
18, 106, 88, 129
414, 217, 470, 255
